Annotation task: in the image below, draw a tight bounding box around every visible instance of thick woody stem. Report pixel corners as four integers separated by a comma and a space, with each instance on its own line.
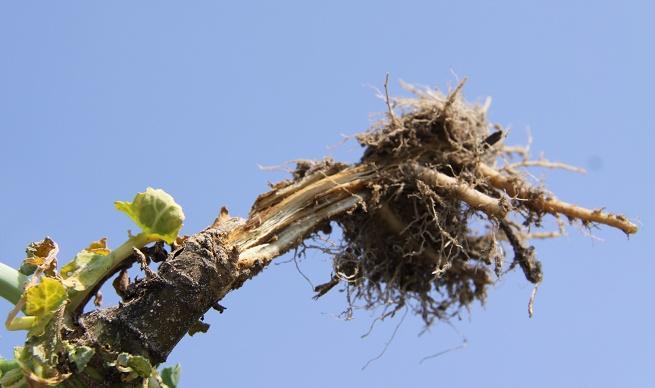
77, 218, 253, 366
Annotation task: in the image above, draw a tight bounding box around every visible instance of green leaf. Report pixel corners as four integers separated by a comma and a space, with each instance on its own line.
160, 364, 181, 388
127, 355, 152, 378
115, 188, 185, 244
65, 343, 95, 372
111, 353, 153, 378
7, 277, 68, 337
24, 277, 66, 317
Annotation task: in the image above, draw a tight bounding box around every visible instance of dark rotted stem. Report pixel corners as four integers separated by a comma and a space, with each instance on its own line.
74, 218, 263, 367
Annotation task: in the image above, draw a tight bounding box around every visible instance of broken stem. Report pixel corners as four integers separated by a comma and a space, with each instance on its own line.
236, 195, 366, 268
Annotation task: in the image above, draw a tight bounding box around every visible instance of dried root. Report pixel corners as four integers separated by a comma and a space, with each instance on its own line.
227, 80, 637, 326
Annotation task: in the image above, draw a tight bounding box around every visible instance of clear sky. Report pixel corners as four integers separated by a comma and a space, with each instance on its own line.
0, 1, 652, 387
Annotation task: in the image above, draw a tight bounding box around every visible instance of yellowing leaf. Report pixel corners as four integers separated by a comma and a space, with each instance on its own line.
23, 257, 43, 267
85, 238, 111, 256
24, 277, 66, 317
19, 237, 57, 276
115, 188, 185, 244
25, 238, 56, 260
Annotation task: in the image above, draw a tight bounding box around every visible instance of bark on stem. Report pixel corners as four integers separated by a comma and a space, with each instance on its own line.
77, 219, 250, 366
74, 166, 370, 369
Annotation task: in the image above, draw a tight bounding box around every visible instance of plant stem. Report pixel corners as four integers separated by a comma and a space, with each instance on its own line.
107, 232, 152, 274
66, 232, 154, 314
0, 263, 28, 306
0, 358, 19, 373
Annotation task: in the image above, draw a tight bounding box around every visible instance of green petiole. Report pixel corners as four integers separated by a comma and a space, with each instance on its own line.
0, 263, 28, 306
0, 358, 19, 373
65, 232, 155, 313
106, 232, 153, 274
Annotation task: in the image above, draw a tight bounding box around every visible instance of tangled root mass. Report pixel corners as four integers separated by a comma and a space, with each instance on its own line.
333, 84, 515, 324
253, 81, 635, 326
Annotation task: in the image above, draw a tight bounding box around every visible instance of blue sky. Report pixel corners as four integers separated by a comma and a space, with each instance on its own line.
0, 1, 652, 387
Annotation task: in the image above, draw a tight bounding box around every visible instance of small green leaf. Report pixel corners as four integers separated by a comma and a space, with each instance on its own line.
24, 277, 66, 317
115, 188, 185, 244
65, 343, 95, 372
111, 353, 153, 378
160, 364, 181, 388
127, 355, 152, 378
7, 277, 68, 336
7, 276, 68, 337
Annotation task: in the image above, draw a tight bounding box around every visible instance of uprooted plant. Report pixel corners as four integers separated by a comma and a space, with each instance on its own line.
0, 80, 637, 387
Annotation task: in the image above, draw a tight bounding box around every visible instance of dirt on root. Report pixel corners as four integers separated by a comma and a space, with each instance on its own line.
302, 82, 546, 325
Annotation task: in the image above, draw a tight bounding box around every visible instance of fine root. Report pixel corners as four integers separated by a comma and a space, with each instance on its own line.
228, 79, 637, 327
